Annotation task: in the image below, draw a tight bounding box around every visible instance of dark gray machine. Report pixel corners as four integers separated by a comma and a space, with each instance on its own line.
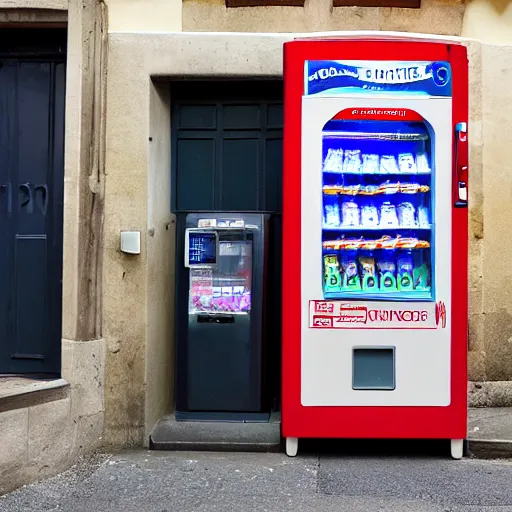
175, 213, 270, 420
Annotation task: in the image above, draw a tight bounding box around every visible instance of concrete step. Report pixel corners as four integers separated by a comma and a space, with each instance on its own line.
150, 408, 512, 459
149, 412, 282, 452
468, 407, 512, 458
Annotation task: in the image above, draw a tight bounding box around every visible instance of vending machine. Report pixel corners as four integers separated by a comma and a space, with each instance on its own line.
281, 36, 468, 458
175, 213, 272, 418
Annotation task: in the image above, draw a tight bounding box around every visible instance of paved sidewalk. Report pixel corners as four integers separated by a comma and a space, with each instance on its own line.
0, 408, 510, 511
468, 407, 512, 458
2, 447, 512, 512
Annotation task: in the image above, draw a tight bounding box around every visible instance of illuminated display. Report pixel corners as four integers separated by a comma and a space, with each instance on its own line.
321, 119, 434, 302
187, 231, 218, 266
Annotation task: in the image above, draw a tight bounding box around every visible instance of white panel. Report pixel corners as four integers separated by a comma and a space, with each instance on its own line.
120, 231, 141, 255
301, 95, 452, 407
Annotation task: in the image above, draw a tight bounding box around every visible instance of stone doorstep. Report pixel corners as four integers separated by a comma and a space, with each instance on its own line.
0, 377, 70, 414
149, 413, 282, 453
151, 409, 512, 459
467, 407, 512, 458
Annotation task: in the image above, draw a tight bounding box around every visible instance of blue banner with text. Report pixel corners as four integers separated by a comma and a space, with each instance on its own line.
304, 60, 452, 97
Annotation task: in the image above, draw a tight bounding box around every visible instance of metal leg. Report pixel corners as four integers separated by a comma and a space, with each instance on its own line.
451, 439, 464, 460
285, 437, 298, 457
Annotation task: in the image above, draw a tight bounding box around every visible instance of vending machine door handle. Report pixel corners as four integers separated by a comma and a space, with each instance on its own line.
454, 122, 468, 208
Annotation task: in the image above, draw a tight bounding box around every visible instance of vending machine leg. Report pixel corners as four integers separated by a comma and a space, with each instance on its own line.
450, 439, 464, 460
285, 437, 298, 457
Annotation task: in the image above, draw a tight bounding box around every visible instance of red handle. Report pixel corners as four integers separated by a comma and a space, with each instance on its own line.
454, 122, 468, 208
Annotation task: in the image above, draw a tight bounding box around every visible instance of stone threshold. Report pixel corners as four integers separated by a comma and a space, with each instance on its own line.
0, 377, 70, 413
150, 412, 282, 452
469, 439, 512, 459
468, 381, 512, 408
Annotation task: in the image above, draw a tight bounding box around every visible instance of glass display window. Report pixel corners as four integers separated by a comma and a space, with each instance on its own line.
189, 235, 253, 314
321, 118, 434, 301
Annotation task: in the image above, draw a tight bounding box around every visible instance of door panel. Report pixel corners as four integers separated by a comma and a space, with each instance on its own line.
176, 138, 216, 211
264, 137, 283, 213
13, 237, 47, 359
300, 96, 452, 407
0, 46, 65, 375
0, 62, 12, 369
12, 62, 51, 363
221, 138, 259, 210
172, 90, 284, 214
172, 82, 284, 413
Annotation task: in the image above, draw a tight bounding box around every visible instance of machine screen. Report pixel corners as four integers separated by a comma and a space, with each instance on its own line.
188, 231, 218, 266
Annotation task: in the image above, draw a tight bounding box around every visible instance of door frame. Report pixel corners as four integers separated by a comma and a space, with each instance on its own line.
170, 80, 284, 415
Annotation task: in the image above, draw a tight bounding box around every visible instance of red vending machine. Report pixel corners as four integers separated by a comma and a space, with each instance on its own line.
282, 35, 468, 458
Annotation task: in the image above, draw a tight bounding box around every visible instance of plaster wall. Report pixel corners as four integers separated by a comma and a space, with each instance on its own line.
104, 32, 288, 446
105, 0, 182, 32
462, 0, 512, 43
145, 82, 174, 445
0, 0, 66, 8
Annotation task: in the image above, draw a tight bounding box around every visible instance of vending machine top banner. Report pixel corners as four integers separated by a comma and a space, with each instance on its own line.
304, 60, 452, 97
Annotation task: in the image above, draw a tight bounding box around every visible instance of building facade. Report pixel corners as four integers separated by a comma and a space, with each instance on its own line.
1, 0, 512, 494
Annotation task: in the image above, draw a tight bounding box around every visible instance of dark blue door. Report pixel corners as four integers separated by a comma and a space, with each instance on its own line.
0, 30, 66, 376
172, 81, 284, 414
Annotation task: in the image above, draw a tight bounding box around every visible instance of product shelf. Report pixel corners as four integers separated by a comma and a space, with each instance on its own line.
321, 119, 433, 302
323, 290, 432, 301
323, 245, 430, 251
322, 226, 432, 231
323, 187, 430, 196
323, 132, 429, 141
322, 170, 431, 176
323, 235, 430, 249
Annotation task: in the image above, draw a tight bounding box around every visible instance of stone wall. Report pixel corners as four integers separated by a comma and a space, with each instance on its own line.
462, 0, 512, 44
183, 0, 465, 34
0, 341, 105, 496
461, 40, 512, 387
478, 44, 512, 381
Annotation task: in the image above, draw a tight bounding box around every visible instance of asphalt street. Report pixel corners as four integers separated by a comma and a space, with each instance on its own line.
1, 442, 512, 512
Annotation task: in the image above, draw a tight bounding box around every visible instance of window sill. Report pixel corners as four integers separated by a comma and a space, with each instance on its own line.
0, 377, 70, 413
334, 0, 420, 7
226, 0, 305, 7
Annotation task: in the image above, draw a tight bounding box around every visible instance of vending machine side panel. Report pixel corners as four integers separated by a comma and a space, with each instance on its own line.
282, 40, 304, 435
449, 43, 469, 438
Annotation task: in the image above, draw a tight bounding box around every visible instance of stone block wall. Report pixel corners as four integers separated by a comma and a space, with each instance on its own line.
0, 340, 105, 495
182, 0, 465, 35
